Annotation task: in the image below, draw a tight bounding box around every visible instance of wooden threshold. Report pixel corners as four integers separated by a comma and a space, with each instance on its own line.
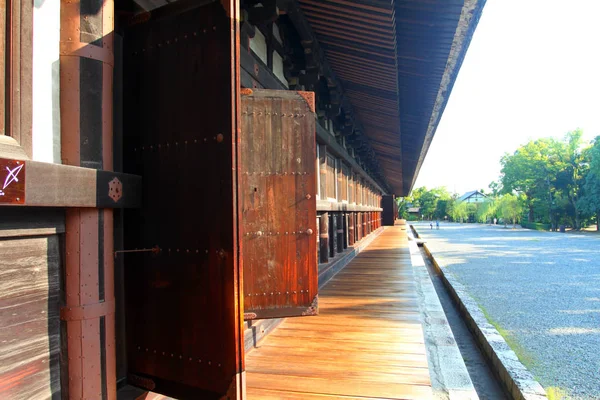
246, 225, 432, 399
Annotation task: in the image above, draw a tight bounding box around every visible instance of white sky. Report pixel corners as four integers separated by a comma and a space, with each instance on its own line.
414, 0, 600, 196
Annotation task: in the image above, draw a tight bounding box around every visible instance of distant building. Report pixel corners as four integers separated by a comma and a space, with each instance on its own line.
408, 207, 421, 217
458, 190, 488, 203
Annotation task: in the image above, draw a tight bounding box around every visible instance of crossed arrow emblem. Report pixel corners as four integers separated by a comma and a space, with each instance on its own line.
3, 164, 24, 190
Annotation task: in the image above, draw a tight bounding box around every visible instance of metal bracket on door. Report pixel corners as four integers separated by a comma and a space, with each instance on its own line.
114, 245, 161, 258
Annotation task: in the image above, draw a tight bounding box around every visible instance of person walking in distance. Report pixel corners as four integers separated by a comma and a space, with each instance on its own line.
436, 220, 440, 230
430, 221, 433, 230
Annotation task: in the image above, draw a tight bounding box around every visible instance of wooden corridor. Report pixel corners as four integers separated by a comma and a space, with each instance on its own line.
246, 225, 433, 399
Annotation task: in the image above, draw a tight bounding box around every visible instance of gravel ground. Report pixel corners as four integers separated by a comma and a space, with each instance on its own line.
413, 222, 600, 400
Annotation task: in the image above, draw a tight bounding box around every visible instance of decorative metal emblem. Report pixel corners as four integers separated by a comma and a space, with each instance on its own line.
108, 177, 123, 202
0, 158, 25, 204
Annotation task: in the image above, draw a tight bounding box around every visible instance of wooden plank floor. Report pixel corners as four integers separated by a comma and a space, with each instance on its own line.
246, 225, 432, 399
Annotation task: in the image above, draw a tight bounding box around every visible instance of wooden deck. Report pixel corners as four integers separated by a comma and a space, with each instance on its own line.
246, 225, 432, 399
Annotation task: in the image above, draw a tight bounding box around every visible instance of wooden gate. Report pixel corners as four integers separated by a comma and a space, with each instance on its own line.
122, 2, 243, 398
240, 90, 318, 320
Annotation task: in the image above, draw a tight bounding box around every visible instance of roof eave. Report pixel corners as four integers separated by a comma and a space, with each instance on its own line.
403, 0, 487, 196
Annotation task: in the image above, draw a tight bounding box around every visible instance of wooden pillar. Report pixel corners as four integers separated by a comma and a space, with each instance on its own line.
336, 213, 344, 253
343, 213, 349, 249
329, 212, 337, 257
319, 213, 329, 263
362, 212, 367, 237
382, 195, 396, 226
348, 213, 355, 246
60, 1, 116, 398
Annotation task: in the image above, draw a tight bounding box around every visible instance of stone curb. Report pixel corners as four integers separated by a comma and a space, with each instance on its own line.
407, 237, 479, 400
410, 225, 548, 400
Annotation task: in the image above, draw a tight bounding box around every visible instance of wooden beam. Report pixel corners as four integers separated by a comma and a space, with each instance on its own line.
0, 158, 141, 208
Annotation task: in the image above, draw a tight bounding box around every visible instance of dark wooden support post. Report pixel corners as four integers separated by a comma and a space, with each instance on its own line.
348, 213, 355, 246
319, 212, 329, 263
343, 213, 349, 249
60, 0, 117, 397
382, 195, 396, 226
329, 212, 337, 257
362, 212, 367, 237
336, 213, 344, 253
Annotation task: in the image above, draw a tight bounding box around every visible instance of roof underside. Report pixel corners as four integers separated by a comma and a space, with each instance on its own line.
298, 0, 485, 195
128, 0, 485, 196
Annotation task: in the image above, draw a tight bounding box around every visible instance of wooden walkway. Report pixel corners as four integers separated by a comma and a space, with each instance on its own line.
246, 225, 432, 399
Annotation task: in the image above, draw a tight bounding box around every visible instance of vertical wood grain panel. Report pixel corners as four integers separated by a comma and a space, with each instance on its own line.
0, 235, 61, 400
241, 89, 317, 320
122, 2, 242, 397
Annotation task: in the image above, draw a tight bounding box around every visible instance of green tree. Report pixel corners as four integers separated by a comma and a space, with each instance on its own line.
498, 194, 523, 228
578, 136, 600, 230
476, 198, 498, 223
407, 186, 452, 220
451, 200, 470, 223
500, 138, 559, 226
396, 197, 409, 219
488, 181, 502, 197
553, 129, 589, 229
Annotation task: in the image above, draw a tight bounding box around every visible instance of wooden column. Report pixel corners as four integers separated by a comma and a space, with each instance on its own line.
319, 212, 329, 263
348, 213, 355, 246
329, 212, 337, 257
362, 212, 367, 237
60, 0, 116, 398
343, 213, 349, 249
382, 195, 396, 226
336, 213, 344, 253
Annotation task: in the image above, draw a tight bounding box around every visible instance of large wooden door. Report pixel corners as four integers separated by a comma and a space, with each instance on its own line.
240, 89, 318, 320
122, 2, 243, 399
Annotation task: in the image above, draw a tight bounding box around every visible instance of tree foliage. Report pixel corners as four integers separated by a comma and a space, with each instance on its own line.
578, 136, 600, 230
497, 194, 523, 228
499, 129, 597, 230
399, 186, 454, 220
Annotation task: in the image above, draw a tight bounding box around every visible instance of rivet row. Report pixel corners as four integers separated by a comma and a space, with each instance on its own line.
132, 28, 218, 55
136, 346, 221, 367
246, 290, 308, 297
242, 111, 307, 118
133, 135, 224, 152
245, 230, 306, 236
243, 172, 308, 175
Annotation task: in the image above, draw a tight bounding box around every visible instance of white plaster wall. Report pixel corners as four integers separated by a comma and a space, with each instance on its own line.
249, 28, 267, 65
272, 51, 288, 88
32, 0, 61, 163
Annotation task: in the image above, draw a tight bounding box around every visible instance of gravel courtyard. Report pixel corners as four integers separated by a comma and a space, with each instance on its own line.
413, 222, 600, 400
